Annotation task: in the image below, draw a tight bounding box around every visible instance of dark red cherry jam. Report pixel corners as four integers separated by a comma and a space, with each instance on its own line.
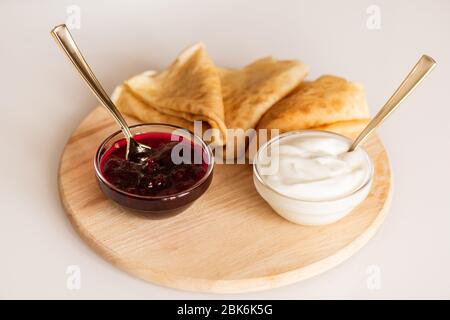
95, 125, 214, 216
100, 132, 208, 197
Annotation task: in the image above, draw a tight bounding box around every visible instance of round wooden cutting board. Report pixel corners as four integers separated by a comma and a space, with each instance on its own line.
59, 106, 392, 293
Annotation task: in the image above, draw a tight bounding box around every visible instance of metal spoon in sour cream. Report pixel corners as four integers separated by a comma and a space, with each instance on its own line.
258, 132, 371, 202
253, 130, 374, 225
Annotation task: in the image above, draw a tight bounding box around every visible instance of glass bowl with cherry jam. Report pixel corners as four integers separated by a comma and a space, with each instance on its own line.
94, 124, 214, 216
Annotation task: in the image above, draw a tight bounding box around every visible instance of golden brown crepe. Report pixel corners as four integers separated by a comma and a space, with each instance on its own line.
256, 75, 370, 136
112, 75, 193, 130
114, 44, 308, 154
116, 43, 227, 146
219, 57, 308, 131
313, 119, 369, 139
113, 43, 369, 160
218, 57, 308, 159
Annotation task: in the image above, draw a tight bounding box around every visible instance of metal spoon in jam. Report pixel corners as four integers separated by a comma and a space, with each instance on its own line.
51, 24, 151, 163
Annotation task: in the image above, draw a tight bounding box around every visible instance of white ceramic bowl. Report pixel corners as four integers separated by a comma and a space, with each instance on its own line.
253, 130, 374, 226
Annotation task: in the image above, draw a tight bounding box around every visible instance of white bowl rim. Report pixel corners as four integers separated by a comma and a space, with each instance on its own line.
253, 129, 374, 203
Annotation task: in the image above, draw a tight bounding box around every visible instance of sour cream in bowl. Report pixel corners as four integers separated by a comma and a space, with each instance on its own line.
253, 130, 374, 225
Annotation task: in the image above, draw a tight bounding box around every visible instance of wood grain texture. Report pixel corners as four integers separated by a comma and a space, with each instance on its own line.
59, 106, 392, 293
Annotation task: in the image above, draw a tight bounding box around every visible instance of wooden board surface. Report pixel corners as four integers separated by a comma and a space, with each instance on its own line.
59, 106, 392, 293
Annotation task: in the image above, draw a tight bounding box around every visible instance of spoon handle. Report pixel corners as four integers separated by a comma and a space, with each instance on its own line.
50, 24, 133, 139
349, 55, 436, 151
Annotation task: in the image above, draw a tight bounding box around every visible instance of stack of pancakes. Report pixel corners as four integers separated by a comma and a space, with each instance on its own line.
112, 43, 370, 158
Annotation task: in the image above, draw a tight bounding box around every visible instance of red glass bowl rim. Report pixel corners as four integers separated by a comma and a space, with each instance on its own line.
94, 123, 215, 200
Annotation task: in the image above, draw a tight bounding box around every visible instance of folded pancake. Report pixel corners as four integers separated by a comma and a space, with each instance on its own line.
116, 43, 227, 146
314, 119, 369, 139
219, 57, 308, 159
219, 57, 308, 130
112, 81, 195, 131
256, 75, 370, 137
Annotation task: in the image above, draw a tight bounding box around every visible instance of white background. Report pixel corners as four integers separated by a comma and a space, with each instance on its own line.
1, 0, 449, 299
